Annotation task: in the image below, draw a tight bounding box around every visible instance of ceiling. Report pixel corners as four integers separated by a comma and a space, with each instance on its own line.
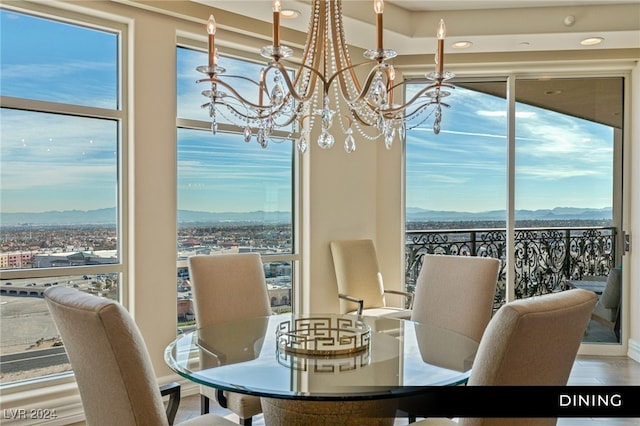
195, 1, 640, 55
388, 1, 639, 11
190, 1, 634, 128
458, 78, 624, 129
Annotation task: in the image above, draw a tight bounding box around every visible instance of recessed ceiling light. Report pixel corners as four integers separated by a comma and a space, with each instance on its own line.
451, 41, 472, 49
580, 37, 604, 46
280, 9, 300, 19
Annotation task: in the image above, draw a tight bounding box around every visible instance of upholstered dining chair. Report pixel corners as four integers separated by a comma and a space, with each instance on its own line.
411, 254, 501, 342
401, 254, 500, 421
591, 266, 622, 339
406, 288, 598, 426
330, 239, 414, 319
43, 286, 236, 426
188, 252, 272, 426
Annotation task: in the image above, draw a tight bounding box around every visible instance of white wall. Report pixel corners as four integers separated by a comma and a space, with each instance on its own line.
628, 62, 639, 362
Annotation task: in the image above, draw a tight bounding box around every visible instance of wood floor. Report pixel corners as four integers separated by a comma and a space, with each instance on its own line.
171, 355, 640, 426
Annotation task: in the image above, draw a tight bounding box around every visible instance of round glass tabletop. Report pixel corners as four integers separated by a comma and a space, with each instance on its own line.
165, 314, 478, 401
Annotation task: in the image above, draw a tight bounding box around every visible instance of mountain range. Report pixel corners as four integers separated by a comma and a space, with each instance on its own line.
0, 206, 612, 226
406, 206, 612, 222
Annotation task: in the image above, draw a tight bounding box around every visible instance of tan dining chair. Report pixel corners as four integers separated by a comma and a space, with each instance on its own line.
407, 288, 598, 426
590, 266, 622, 338
401, 254, 500, 421
188, 252, 271, 426
330, 239, 414, 319
572, 266, 622, 339
411, 254, 501, 342
43, 286, 236, 426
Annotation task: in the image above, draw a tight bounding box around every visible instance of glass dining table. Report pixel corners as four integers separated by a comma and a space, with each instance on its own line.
164, 314, 479, 426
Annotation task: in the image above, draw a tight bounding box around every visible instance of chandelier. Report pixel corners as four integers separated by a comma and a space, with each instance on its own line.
197, 0, 454, 153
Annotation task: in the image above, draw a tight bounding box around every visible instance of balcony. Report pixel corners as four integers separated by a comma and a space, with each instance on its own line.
405, 226, 617, 309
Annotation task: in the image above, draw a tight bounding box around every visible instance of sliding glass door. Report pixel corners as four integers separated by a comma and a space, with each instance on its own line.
405, 75, 625, 346
514, 77, 623, 344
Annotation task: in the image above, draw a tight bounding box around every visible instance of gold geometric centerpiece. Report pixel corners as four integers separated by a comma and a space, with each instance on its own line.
276, 316, 370, 357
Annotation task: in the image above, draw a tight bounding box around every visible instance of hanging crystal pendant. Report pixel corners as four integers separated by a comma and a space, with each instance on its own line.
320, 95, 334, 130
211, 119, 218, 135
297, 130, 309, 153
263, 118, 273, 140
297, 138, 308, 153
399, 121, 406, 142
257, 128, 266, 147
317, 131, 335, 149
384, 127, 394, 149
368, 72, 388, 107
433, 105, 442, 135
344, 129, 356, 153
271, 72, 285, 106
376, 114, 386, 133
243, 126, 252, 142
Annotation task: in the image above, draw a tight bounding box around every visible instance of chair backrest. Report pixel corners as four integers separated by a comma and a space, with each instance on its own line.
44, 286, 169, 426
188, 252, 272, 328
411, 254, 500, 342
599, 266, 621, 311
460, 288, 598, 426
330, 239, 386, 314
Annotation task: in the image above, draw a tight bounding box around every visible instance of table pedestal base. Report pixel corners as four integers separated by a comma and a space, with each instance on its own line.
260, 397, 397, 426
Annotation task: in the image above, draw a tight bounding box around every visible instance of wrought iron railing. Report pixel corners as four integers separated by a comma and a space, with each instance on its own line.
405, 226, 617, 307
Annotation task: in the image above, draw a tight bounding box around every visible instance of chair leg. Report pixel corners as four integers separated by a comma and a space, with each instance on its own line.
159, 382, 181, 426
216, 388, 229, 408
200, 394, 210, 415
408, 415, 416, 424
240, 418, 252, 426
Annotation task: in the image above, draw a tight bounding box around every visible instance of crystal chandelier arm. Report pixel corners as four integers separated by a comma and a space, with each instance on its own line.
199, 75, 276, 112
264, 61, 325, 104
200, 77, 300, 127
381, 81, 455, 115
348, 106, 381, 128
216, 97, 296, 127
331, 62, 394, 107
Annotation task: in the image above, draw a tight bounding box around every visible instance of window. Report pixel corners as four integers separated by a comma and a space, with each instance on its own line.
176, 47, 296, 326
404, 81, 507, 296
0, 6, 125, 384
405, 75, 624, 346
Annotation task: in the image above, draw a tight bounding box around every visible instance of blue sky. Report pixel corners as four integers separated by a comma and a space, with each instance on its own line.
405, 84, 614, 213
1, 9, 614, 216
1, 10, 119, 214
176, 48, 293, 213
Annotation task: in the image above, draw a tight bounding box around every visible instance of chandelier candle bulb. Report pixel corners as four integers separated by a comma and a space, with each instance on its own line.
273, 0, 281, 47
374, 0, 384, 51
207, 15, 217, 67
436, 19, 446, 76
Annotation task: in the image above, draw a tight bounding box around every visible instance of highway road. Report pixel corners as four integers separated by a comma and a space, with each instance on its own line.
0, 347, 69, 374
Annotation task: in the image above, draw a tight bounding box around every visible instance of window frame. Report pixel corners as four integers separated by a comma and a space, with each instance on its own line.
175, 41, 301, 314
0, 1, 129, 386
